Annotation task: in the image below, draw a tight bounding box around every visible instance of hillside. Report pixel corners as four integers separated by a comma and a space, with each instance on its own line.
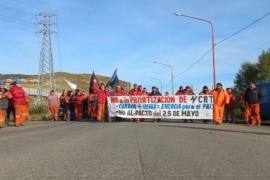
1, 72, 131, 93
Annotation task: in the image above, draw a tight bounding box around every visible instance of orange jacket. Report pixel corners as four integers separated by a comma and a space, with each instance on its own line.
60, 95, 67, 106
72, 94, 85, 107
199, 91, 211, 95
211, 89, 230, 106
129, 89, 143, 96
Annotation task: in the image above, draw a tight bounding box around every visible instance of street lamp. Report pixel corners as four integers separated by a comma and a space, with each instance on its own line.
174, 12, 216, 87
153, 61, 174, 95
149, 77, 163, 94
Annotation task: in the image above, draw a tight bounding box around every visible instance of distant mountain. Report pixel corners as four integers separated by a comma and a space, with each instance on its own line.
0, 72, 131, 93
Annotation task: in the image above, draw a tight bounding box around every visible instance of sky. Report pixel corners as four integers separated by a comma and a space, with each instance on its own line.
0, 0, 270, 94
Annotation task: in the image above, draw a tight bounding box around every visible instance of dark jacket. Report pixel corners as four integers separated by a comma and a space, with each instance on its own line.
244, 88, 261, 104
149, 91, 162, 96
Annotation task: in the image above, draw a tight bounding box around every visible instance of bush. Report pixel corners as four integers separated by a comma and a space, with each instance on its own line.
29, 103, 49, 114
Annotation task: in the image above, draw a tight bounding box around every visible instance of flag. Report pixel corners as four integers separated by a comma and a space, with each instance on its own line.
89, 71, 99, 94
106, 69, 119, 91
63, 79, 77, 90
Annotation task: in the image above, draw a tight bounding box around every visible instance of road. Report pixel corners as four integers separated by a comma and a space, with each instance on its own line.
0, 120, 270, 180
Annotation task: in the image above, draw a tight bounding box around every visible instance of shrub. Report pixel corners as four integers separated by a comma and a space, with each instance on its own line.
29, 103, 49, 114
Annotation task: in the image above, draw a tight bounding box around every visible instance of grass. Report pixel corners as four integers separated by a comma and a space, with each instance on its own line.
29, 104, 51, 120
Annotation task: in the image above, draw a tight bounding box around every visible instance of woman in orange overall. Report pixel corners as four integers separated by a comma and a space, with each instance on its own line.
72, 89, 85, 121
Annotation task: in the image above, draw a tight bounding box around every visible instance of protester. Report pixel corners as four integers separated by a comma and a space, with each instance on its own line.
0, 80, 12, 128
59, 90, 68, 120
65, 91, 74, 121
88, 90, 98, 120
164, 91, 169, 96
72, 89, 85, 121
175, 86, 184, 95
211, 83, 229, 124
81, 91, 88, 119
225, 88, 236, 123
142, 87, 149, 96
239, 89, 246, 121
113, 85, 125, 122
10, 79, 28, 127
182, 86, 195, 95
6, 82, 15, 126
199, 86, 211, 123
129, 83, 143, 122
149, 86, 162, 123
46, 90, 60, 121
93, 80, 108, 122
244, 82, 262, 126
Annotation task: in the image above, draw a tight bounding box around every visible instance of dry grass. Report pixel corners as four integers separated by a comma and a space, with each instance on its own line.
3, 72, 131, 93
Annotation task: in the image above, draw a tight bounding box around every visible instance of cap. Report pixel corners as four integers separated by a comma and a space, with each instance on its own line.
15, 79, 21, 84
0, 80, 5, 85
179, 86, 183, 89
216, 83, 222, 87
152, 86, 157, 89
203, 86, 208, 90
138, 85, 142, 88
186, 86, 191, 89
133, 83, 138, 86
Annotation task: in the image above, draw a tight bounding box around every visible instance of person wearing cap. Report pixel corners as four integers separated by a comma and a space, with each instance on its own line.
244, 82, 262, 126
10, 79, 27, 127
211, 83, 230, 124
6, 82, 15, 126
72, 89, 86, 121
93, 79, 108, 122
0, 80, 12, 127
175, 86, 184, 95
199, 86, 211, 123
129, 83, 143, 96
224, 88, 236, 123
46, 90, 60, 121
129, 83, 143, 122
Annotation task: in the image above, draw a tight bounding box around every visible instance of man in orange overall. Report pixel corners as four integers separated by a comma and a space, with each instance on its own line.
46, 90, 60, 121
244, 82, 262, 126
129, 83, 143, 123
211, 83, 229, 124
10, 79, 27, 127
0, 80, 12, 128
93, 80, 108, 122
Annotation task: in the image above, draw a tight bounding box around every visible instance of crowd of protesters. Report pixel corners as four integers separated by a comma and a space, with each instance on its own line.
0, 78, 262, 128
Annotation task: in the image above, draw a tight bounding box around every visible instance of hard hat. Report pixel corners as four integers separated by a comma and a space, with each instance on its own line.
15, 79, 22, 84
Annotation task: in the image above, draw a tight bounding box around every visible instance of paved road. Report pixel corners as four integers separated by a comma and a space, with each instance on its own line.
0, 120, 270, 180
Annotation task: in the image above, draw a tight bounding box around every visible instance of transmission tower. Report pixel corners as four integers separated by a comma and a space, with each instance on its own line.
36, 12, 56, 104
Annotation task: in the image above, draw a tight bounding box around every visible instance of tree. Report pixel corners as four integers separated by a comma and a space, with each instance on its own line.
234, 61, 260, 91
257, 48, 270, 81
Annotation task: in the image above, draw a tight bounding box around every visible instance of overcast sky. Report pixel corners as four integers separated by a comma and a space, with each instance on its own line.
0, 0, 270, 94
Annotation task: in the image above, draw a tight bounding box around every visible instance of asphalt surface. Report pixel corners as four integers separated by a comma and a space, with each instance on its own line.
0, 120, 270, 180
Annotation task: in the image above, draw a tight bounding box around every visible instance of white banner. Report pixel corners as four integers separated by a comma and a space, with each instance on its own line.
108, 95, 213, 119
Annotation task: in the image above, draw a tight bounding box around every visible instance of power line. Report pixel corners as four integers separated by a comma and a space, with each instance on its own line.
215, 12, 270, 46
0, 15, 35, 27
173, 12, 270, 79
0, 3, 35, 16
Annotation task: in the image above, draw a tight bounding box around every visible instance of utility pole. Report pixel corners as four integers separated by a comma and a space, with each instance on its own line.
35, 12, 56, 104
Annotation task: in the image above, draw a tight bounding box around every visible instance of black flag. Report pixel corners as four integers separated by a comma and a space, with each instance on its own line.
106, 69, 119, 91
89, 71, 99, 94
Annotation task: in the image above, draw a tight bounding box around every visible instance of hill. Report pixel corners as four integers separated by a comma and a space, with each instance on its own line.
1, 72, 131, 93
